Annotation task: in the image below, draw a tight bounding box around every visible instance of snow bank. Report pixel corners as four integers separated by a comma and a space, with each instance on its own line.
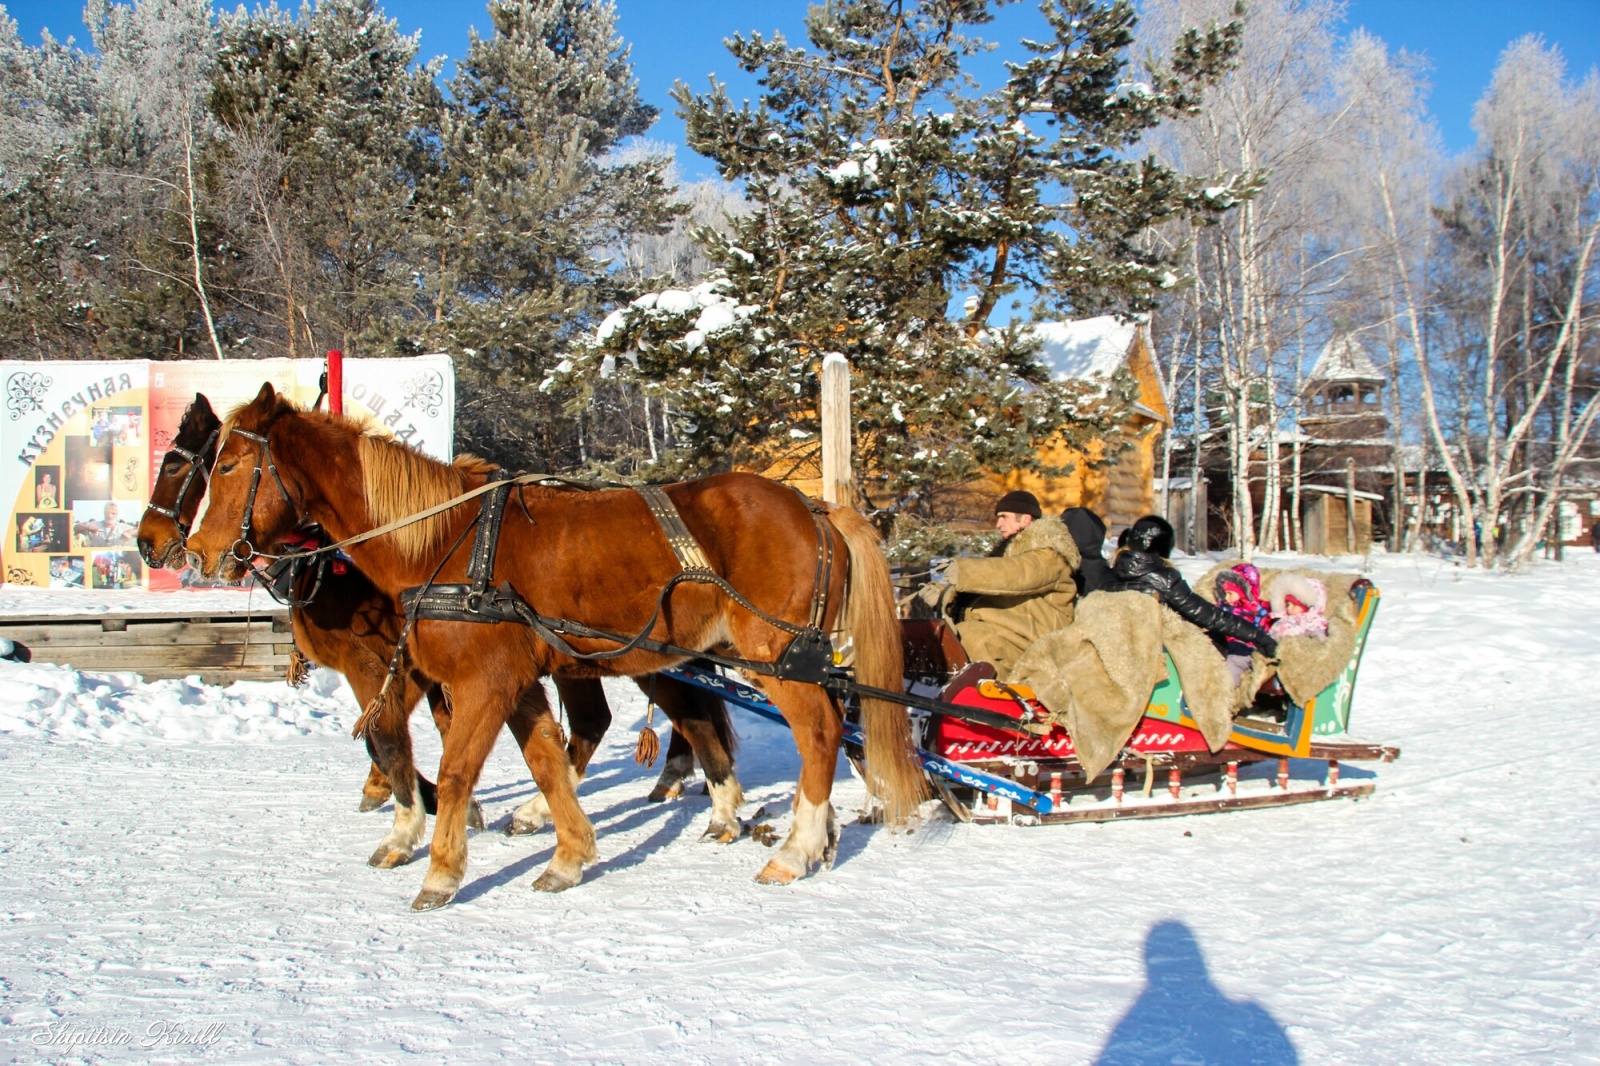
0, 658, 357, 744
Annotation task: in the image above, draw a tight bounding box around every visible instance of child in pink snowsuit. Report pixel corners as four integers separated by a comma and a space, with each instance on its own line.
1270, 575, 1329, 639
1215, 563, 1271, 684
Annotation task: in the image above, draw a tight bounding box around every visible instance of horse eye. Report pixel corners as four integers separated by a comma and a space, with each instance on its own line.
217, 462, 236, 475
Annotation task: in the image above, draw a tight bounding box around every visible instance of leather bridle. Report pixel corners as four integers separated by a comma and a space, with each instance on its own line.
222, 426, 305, 565
142, 426, 220, 538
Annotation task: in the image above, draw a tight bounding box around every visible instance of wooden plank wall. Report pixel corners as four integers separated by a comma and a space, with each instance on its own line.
0, 611, 293, 685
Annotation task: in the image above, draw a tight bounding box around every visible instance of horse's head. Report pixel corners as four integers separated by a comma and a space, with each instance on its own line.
187, 383, 305, 583
137, 393, 221, 569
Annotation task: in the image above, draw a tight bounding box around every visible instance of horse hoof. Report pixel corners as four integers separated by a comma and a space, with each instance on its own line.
647, 781, 684, 803
754, 859, 801, 885
700, 823, 740, 844
467, 800, 486, 831
532, 868, 580, 893
368, 846, 413, 869
411, 888, 455, 911
358, 794, 389, 813
508, 796, 551, 834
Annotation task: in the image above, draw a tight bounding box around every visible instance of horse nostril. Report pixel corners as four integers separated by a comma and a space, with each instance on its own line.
137, 538, 154, 564
184, 550, 204, 574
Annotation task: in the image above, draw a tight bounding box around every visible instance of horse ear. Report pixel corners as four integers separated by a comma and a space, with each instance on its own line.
249, 382, 276, 411
192, 392, 214, 416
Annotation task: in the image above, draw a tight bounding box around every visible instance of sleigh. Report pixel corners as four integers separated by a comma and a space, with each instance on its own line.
664, 580, 1397, 826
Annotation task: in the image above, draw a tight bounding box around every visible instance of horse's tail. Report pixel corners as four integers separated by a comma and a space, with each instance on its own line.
828, 505, 926, 825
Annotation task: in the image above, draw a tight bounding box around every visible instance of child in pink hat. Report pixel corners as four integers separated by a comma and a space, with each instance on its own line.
1270, 575, 1329, 639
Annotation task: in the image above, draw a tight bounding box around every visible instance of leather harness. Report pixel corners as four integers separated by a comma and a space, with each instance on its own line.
216, 421, 843, 727
392, 473, 840, 686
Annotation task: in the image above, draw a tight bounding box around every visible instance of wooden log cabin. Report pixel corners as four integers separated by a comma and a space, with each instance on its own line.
992, 317, 1170, 532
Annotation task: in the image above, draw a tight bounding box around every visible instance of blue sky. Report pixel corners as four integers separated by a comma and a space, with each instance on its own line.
4, 0, 1598, 176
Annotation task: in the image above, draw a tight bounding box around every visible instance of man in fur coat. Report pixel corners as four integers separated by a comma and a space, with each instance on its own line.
940, 490, 1082, 676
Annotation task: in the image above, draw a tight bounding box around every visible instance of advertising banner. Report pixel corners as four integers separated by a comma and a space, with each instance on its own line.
3, 355, 453, 589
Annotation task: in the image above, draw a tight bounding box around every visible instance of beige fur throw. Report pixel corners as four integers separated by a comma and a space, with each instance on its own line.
1193, 563, 1363, 705
1011, 591, 1245, 782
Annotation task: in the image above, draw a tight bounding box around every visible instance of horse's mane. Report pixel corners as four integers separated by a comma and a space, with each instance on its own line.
224, 392, 484, 564
359, 432, 475, 563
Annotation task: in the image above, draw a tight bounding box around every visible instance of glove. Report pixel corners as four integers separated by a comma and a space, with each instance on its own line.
916, 582, 949, 610
1257, 633, 1279, 660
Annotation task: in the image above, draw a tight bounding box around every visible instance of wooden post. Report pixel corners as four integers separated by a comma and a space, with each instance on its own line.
820, 354, 852, 505
1345, 457, 1358, 554
327, 349, 343, 415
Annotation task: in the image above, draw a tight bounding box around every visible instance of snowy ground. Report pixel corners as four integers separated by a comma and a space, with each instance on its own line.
1, 550, 1597, 1065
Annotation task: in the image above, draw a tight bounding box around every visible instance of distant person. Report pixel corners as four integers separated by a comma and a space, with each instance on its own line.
76, 502, 133, 548
18, 515, 47, 552
1270, 576, 1329, 640
1061, 506, 1114, 596
1214, 563, 1273, 683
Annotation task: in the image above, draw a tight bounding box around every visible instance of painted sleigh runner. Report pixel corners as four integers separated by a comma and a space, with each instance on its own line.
663, 571, 1398, 827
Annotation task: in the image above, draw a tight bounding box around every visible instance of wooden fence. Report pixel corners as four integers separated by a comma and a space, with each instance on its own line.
0, 607, 293, 685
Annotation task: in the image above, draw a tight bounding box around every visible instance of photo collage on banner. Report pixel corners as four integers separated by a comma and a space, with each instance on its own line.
3, 356, 453, 590
2, 363, 150, 590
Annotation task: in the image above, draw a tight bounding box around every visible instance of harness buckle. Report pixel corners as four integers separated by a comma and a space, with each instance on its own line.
230, 538, 255, 563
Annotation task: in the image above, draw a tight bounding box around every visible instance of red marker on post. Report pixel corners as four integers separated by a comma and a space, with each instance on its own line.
327, 349, 343, 414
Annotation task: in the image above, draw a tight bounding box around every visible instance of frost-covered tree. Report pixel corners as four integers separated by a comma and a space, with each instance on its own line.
209, 0, 441, 359
1433, 38, 1600, 569
420, 0, 681, 467
581, 0, 1249, 508
0, 0, 224, 360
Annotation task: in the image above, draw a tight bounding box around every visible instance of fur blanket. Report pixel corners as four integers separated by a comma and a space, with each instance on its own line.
1194, 564, 1362, 706
1010, 591, 1244, 782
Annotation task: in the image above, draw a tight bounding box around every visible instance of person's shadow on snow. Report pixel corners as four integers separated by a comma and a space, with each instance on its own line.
1095, 920, 1298, 1066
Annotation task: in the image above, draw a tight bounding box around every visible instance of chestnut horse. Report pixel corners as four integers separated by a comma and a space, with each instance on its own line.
188, 384, 923, 909
139, 393, 740, 869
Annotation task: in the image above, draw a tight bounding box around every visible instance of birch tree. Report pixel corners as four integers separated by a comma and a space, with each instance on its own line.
1142, 0, 1352, 560
1435, 39, 1600, 568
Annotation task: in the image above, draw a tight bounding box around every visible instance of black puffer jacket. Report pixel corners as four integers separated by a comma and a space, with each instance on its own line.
1106, 549, 1279, 658
1062, 507, 1115, 597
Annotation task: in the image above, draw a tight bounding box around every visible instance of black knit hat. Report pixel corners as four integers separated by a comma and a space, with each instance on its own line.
994, 490, 1042, 519
1126, 514, 1176, 559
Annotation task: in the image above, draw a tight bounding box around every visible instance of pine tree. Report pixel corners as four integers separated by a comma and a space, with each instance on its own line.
420, 0, 681, 468
581, 0, 1249, 509
209, 0, 440, 359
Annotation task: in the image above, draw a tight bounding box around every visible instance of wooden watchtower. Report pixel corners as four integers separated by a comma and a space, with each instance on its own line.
1298, 335, 1391, 552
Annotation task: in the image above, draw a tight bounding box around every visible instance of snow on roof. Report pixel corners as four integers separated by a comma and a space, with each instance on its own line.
1028, 316, 1138, 382
1309, 334, 1386, 384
